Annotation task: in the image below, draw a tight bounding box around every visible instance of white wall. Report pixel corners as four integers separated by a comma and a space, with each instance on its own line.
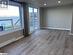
40, 6, 73, 30
71, 7, 73, 33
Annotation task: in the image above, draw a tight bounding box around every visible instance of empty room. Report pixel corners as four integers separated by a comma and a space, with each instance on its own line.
0, 0, 73, 55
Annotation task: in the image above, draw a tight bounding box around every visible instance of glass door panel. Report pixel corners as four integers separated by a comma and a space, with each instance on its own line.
29, 7, 34, 33
34, 8, 39, 29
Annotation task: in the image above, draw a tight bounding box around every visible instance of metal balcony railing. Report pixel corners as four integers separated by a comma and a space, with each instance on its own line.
0, 18, 21, 31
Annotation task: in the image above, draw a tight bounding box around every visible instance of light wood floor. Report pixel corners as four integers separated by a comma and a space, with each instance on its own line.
0, 29, 73, 55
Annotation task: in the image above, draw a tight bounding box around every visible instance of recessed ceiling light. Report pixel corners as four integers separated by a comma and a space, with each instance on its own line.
58, 0, 61, 3
44, 3, 47, 6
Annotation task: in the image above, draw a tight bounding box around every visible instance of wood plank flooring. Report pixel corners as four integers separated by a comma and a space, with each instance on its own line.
0, 29, 72, 55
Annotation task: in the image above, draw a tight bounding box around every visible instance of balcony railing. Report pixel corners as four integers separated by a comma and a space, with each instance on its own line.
0, 18, 21, 31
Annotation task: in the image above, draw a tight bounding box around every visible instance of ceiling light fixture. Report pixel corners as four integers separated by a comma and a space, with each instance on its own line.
58, 0, 61, 4
44, 3, 47, 6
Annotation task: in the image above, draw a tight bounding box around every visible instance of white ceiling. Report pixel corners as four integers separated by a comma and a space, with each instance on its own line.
19, 0, 73, 7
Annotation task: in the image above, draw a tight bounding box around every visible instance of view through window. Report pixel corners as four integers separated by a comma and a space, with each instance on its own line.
0, 5, 21, 31
29, 7, 39, 33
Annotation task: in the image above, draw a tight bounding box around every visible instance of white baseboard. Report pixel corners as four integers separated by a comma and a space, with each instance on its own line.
69, 33, 73, 35
41, 27, 71, 31
0, 35, 24, 48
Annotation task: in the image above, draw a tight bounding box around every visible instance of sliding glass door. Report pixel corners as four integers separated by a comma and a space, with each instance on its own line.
34, 8, 39, 29
28, 7, 39, 33
29, 7, 34, 33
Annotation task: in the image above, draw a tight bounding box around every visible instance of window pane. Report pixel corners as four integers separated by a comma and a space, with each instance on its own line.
34, 8, 39, 29
29, 7, 34, 33
0, 5, 21, 31
29, 7, 39, 33
34, 8, 37, 13
0, 19, 13, 31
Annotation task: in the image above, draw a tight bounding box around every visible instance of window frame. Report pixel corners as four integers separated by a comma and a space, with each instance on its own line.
28, 7, 39, 33
0, 1, 24, 36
